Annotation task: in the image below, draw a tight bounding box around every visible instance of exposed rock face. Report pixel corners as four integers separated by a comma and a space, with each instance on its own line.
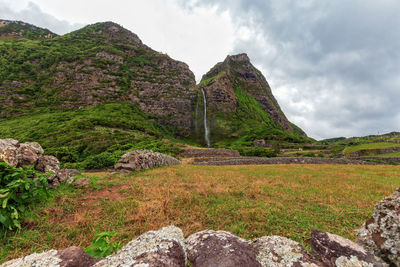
186, 230, 261, 267
94, 225, 186, 267
0, 21, 197, 136
356, 188, 400, 266
311, 230, 386, 266
0, 247, 99, 267
115, 150, 181, 172
252, 236, 320, 267
196, 53, 305, 141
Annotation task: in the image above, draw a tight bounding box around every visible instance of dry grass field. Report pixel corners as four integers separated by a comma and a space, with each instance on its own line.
1, 164, 400, 262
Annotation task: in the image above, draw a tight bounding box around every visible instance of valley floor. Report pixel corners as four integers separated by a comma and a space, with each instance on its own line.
1, 164, 400, 262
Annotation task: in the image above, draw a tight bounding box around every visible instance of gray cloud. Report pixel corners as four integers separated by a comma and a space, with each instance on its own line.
0, 1, 82, 34
180, 0, 400, 139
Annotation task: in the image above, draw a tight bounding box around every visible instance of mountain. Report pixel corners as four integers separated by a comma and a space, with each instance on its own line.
0, 20, 309, 168
0, 20, 56, 40
195, 53, 307, 145
0, 21, 197, 135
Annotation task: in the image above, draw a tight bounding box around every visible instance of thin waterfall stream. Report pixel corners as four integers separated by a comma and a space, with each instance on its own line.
201, 88, 211, 147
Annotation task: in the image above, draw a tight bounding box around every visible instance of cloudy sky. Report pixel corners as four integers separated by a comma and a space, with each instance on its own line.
1, 0, 399, 139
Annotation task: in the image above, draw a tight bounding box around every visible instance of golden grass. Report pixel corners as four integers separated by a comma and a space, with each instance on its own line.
1, 164, 399, 262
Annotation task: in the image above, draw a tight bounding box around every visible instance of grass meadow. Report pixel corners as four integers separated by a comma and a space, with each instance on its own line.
1, 164, 400, 262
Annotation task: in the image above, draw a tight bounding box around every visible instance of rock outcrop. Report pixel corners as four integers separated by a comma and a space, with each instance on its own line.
94, 226, 186, 267
0, 139, 80, 188
114, 150, 181, 172
356, 188, 400, 265
252, 236, 320, 266
186, 230, 261, 267
311, 230, 386, 266
0, 247, 100, 267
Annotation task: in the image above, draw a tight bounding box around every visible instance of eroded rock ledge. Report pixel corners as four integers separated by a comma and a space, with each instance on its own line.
3, 187, 399, 267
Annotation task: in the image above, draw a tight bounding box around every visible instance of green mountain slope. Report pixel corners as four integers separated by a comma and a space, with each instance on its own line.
195, 54, 309, 146
0, 20, 56, 40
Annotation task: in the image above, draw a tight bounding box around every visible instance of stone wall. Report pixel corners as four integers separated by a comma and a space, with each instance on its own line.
194, 156, 376, 166
349, 146, 400, 158
180, 148, 240, 158
362, 157, 400, 164
115, 150, 181, 172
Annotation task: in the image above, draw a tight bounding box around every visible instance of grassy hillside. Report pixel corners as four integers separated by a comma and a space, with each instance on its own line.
1, 164, 399, 262
0, 103, 184, 169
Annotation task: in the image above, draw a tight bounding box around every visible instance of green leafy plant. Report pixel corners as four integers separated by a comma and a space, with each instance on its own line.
0, 162, 49, 230
85, 232, 121, 258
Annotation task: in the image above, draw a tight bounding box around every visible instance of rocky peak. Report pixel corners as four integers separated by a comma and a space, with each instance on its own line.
0, 19, 56, 40
227, 53, 250, 63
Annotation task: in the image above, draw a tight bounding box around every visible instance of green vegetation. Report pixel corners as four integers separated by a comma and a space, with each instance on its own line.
0, 103, 183, 169
1, 164, 399, 262
374, 151, 400, 157
0, 163, 49, 230
0, 20, 55, 40
344, 142, 400, 156
85, 232, 121, 257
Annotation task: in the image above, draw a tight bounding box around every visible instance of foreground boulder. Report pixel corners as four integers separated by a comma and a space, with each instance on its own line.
0, 138, 20, 167
0, 247, 99, 267
356, 188, 400, 266
94, 225, 186, 266
252, 236, 320, 267
311, 230, 386, 266
186, 230, 261, 267
114, 150, 181, 172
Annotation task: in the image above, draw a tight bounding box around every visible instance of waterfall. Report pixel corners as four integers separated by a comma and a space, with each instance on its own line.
201, 88, 211, 147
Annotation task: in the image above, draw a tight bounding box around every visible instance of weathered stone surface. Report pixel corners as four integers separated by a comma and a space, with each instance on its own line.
311, 230, 386, 267
356, 188, 400, 266
18, 142, 43, 166
57, 169, 80, 184
252, 236, 321, 267
94, 225, 186, 267
57, 246, 101, 267
36, 155, 60, 174
0, 138, 19, 167
0, 247, 99, 267
186, 230, 261, 267
115, 150, 181, 172
0, 250, 61, 267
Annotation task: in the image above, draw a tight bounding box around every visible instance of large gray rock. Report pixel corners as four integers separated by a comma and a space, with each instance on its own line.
57, 169, 80, 184
356, 188, 400, 266
186, 230, 261, 267
0, 138, 20, 167
251, 236, 321, 267
311, 230, 387, 267
115, 150, 181, 172
36, 155, 60, 174
94, 225, 186, 267
0, 246, 99, 267
18, 142, 43, 167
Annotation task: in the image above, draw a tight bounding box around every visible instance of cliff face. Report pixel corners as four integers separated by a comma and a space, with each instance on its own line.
195, 53, 306, 144
0, 22, 197, 135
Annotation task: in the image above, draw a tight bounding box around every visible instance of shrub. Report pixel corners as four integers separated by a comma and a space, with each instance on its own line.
0, 163, 49, 230
85, 232, 121, 257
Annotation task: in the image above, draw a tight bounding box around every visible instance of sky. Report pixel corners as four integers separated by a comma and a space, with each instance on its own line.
1, 0, 399, 140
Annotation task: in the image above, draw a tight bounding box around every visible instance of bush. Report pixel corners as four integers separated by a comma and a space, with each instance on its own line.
0, 163, 49, 230
85, 232, 121, 257
81, 152, 122, 169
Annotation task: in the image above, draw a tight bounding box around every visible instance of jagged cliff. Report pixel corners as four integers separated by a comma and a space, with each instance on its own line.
195, 53, 306, 144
